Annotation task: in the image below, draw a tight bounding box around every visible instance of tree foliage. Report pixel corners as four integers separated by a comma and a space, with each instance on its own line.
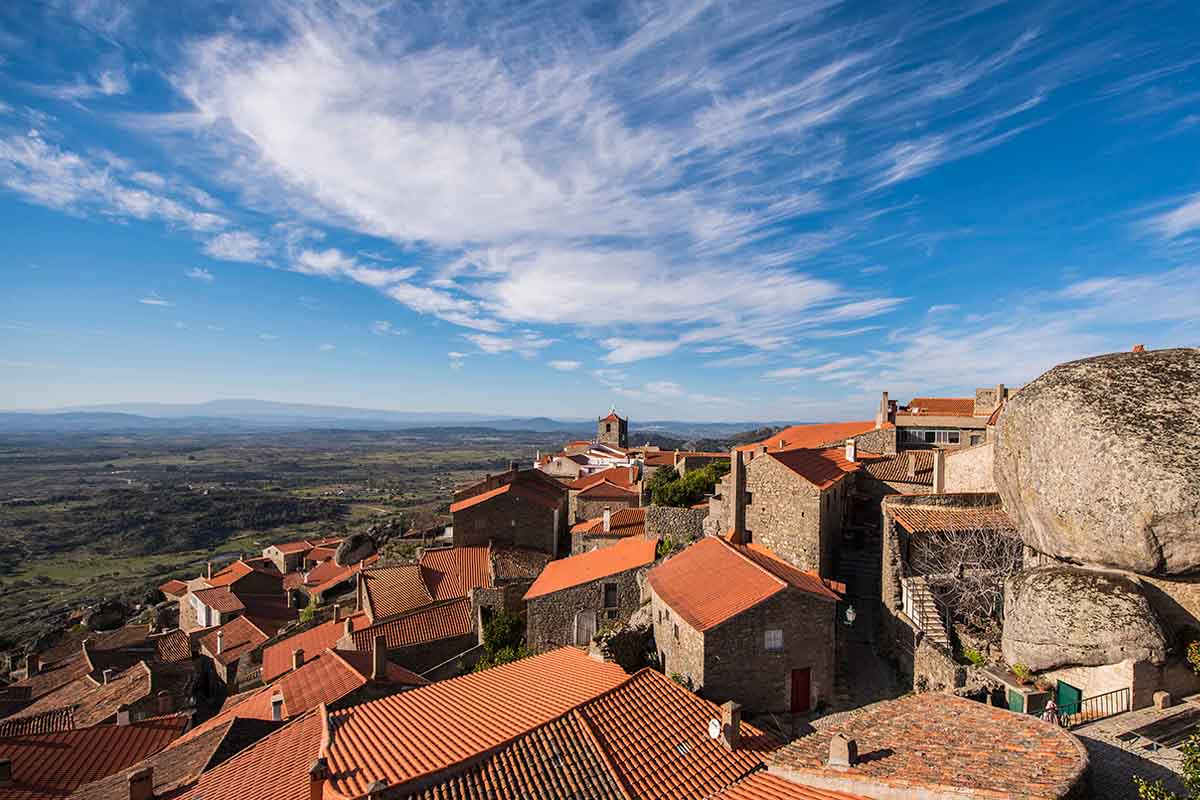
649, 461, 729, 508
1133, 734, 1200, 799
474, 610, 530, 672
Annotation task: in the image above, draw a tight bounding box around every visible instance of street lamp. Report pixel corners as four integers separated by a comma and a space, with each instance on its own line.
844, 604, 857, 627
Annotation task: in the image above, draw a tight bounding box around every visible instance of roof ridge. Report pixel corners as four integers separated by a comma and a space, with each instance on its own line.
715, 537, 787, 591
573, 707, 636, 800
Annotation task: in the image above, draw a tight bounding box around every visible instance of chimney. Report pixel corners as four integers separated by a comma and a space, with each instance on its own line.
333, 605, 341, 623
933, 449, 945, 493
103, 668, 115, 684
216, 630, 224, 655
128, 766, 154, 800
828, 733, 858, 769
24, 653, 39, 676
603, 507, 612, 533
720, 700, 741, 751
995, 383, 1006, 406
845, 438, 856, 463
756, 444, 768, 457
206, 561, 213, 580
731, 450, 747, 545
270, 693, 284, 722
876, 391, 890, 429
906, 452, 917, 479
509, 460, 519, 473
116, 704, 131, 726
1132, 343, 1146, 353
286, 590, 293, 609
372, 635, 387, 681
344, 617, 354, 639
156, 690, 172, 715
292, 649, 305, 671
308, 758, 329, 800
367, 780, 389, 799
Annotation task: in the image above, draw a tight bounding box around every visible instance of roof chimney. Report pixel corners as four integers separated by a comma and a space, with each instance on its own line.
156, 690, 172, 715
1132, 343, 1146, 353
906, 451, 917, 479
270, 693, 284, 722
292, 649, 305, 671
0, 758, 12, 787
286, 590, 293, 609
367, 780, 389, 799
128, 766, 154, 800
995, 384, 1006, 406
603, 507, 612, 533
308, 758, 329, 800
215, 630, 225, 655
720, 701, 741, 751
731, 450, 747, 546
876, 390, 890, 429
24, 653, 39, 676
116, 704, 131, 726
343, 617, 354, 639
933, 449, 945, 493
828, 733, 858, 769
103, 668, 115, 684
845, 438, 856, 463
206, 561, 213, 580
372, 635, 387, 681
333, 605, 341, 623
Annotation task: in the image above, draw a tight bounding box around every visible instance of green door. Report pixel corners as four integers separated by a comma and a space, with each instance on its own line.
1056, 681, 1083, 717
1007, 688, 1025, 713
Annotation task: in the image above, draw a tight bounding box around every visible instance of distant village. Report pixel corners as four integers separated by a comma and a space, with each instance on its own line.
1, 346, 1197, 800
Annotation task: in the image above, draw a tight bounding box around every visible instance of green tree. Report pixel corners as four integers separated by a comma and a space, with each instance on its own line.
474, 610, 531, 672
1133, 734, 1200, 799
650, 461, 729, 507
643, 467, 678, 501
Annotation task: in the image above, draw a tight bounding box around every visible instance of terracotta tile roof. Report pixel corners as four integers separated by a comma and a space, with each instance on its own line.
599, 411, 625, 422
306, 545, 337, 562
450, 474, 564, 514
159, 579, 188, 597
887, 496, 1016, 534
282, 572, 306, 591
736, 422, 879, 453
173, 709, 324, 800
305, 554, 379, 597
713, 773, 868, 800
351, 597, 473, 652
766, 693, 1088, 800
199, 616, 269, 666
647, 538, 837, 632
2, 662, 158, 729
0, 708, 74, 737
153, 629, 193, 663
489, 544, 552, 582
70, 717, 280, 800
860, 450, 934, 486
898, 397, 976, 417
261, 613, 370, 683
643, 451, 677, 467
0, 715, 188, 800
987, 400, 1005, 427
767, 448, 869, 490
567, 466, 639, 491
205, 560, 257, 587
191, 586, 246, 614
571, 507, 647, 538
576, 480, 640, 500
525, 536, 658, 600
420, 546, 492, 600
325, 647, 628, 797
271, 540, 313, 555
362, 565, 434, 619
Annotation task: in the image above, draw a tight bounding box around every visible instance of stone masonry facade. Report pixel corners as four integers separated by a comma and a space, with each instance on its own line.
650, 584, 706, 691
745, 455, 848, 578
574, 493, 639, 525
644, 506, 707, 542
944, 441, 996, 492
526, 567, 647, 652
453, 492, 566, 557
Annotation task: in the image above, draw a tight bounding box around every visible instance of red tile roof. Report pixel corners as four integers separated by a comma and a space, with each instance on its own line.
0, 715, 188, 800
987, 400, 1005, 427
766, 693, 1088, 799
576, 480, 640, 499
525, 536, 658, 600
647, 538, 838, 632
860, 450, 934, 485
324, 647, 628, 797
2, 662, 160, 729
714, 773, 869, 800
261, 613, 370, 683
351, 597, 473, 652
450, 474, 564, 514
420, 546, 492, 600
0, 709, 74, 737
159, 579, 188, 597
191, 587, 246, 614
571, 507, 647, 538
599, 411, 625, 422
205, 560, 258, 587
271, 540, 313, 555
489, 544, 552, 582
898, 397, 976, 417
887, 496, 1016, 534
736, 422, 879, 453
361, 565, 434, 619
199, 616, 269, 666
566, 465, 639, 491
306, 545, 337, 562
767, 447, 869, 490
304, 554, 379, 597
153, 629, 193, 663
173, 709, 324, 800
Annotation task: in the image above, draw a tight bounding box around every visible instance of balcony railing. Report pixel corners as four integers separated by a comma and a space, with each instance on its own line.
1037, 687, 1131, 729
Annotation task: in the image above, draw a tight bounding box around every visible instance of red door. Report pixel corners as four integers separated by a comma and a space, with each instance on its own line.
791, 668, 811, 713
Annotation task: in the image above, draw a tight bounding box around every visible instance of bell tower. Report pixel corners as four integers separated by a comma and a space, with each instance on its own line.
597, 409, 628, 449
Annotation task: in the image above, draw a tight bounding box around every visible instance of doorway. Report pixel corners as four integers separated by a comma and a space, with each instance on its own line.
791, 667, 811, 713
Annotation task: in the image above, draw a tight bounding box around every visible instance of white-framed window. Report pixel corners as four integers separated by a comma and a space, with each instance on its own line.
901, 428, 961, 445
765, 629, 783, 652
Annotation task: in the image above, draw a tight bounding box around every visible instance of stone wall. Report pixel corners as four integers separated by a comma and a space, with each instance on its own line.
854, 426, 897, 456
702, 589, 837, 713
880, 605, 967, 693
384, 631, 479, 675
743, 456, 825, 574
453, 493, 564, 556
575, 494, 639, 525
526, 567, 646, 652
650, 585, 706, 690
944, 442, 996, 492
644, 505, 707, 542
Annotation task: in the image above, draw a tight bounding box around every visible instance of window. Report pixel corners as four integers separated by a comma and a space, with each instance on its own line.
673, 624, 679, 641
970, 434, 982, 446
765, 629, 783, 652
902, 428, 962, 446
603, 582, 618, 609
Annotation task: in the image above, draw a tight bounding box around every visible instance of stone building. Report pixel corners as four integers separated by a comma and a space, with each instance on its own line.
597, 409, 628, 449
524, 535, 658, 651
450, 465, 568, 557
567, 465, 641, 523
179, 560, 289, 633
647, 534, 840, 714
571, 506, 647, 553
880, 385, 1010, 451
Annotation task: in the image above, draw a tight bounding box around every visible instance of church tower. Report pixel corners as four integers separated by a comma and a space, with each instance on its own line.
597, 409, 628, 449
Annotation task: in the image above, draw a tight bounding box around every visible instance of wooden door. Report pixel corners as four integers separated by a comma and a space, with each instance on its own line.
574, 610, 597, 646
790, 668, 811, 713
1056, 681, 1083, 716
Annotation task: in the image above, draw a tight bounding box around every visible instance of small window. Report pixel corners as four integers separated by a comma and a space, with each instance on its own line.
765, 629, 783, 652
948, 431, 960, 444
673, 624, 679, 641
603, 582, 618, 609
970, 434, 982, 446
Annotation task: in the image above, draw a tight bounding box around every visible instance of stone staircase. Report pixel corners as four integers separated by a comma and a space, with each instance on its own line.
903, 576, 951, 649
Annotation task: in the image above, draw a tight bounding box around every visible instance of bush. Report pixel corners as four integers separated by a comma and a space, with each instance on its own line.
1132, 732, 1200, 798
594, 622, 653, 672
961, 646, 986, 666
298, 595, 317, 624
650, 461, 730, 508
1188, 641, 1200, 675
473, 611, 529, 672
473, 644, 532, 672
1011, 663, 1032, 684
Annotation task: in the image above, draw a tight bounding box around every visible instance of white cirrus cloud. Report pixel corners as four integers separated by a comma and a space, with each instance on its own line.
139, 293, 173, 307
464, 331, 555, 358
185, 267, 215, 283
548, 360, 582, 371
600, 337, 680, 364
204, 231, 269, 263
1145, 193, 1200, 239
318, 343, 336, 352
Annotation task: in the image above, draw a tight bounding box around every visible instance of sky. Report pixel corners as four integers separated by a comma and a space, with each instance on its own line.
1, 0, 1199, 422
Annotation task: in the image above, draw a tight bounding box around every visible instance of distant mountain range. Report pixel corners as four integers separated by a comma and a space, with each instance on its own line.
0, 399, 792, 438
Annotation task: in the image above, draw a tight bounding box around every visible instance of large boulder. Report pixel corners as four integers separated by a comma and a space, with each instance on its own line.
995, 348, 1200, 575
1002, 566, 1167, 671
334, 533, 377, 567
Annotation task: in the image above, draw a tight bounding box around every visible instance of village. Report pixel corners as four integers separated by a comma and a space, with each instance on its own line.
0, 345, 1197, 800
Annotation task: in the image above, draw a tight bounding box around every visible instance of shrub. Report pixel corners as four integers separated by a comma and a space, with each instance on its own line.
1132, 732, 1200, 799
298, 595, 318, 624
1011, 663, 1032, 684
650, 462, 729, 508
1187, 640, 1200, 675
482, 611, 523, 653
960, 646, 986, 666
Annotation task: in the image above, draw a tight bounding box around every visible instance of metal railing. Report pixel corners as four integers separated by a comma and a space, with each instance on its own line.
1037, 687, 1131, 729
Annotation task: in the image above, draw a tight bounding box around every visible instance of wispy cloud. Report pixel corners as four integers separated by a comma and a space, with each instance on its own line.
1145, 193, 1200, 239
204, 231, 268, 262
139, 293, 173, 307
464, 331, 555, 358
46, 68, 130, 101
371, 320, 404, 336
258, 333, 278, 340
185, 267, 215, 283
317, 342, 335, 352
548, 360, 581, 371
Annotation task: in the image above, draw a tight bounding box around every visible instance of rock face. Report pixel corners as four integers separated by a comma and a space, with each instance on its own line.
995, 348, 1200, 575
1002, 566, 1168, 672
82, 600, 127, 632
334, 533, 377, 567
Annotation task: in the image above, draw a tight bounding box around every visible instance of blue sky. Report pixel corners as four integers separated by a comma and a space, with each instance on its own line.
1, 0, 1198, 422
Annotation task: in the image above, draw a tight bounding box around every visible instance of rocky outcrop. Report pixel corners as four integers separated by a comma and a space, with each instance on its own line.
334, 533, 377, 567
1002, 566, 1168, 672
994, 348, 1200, 575
82, 600, 127, 632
